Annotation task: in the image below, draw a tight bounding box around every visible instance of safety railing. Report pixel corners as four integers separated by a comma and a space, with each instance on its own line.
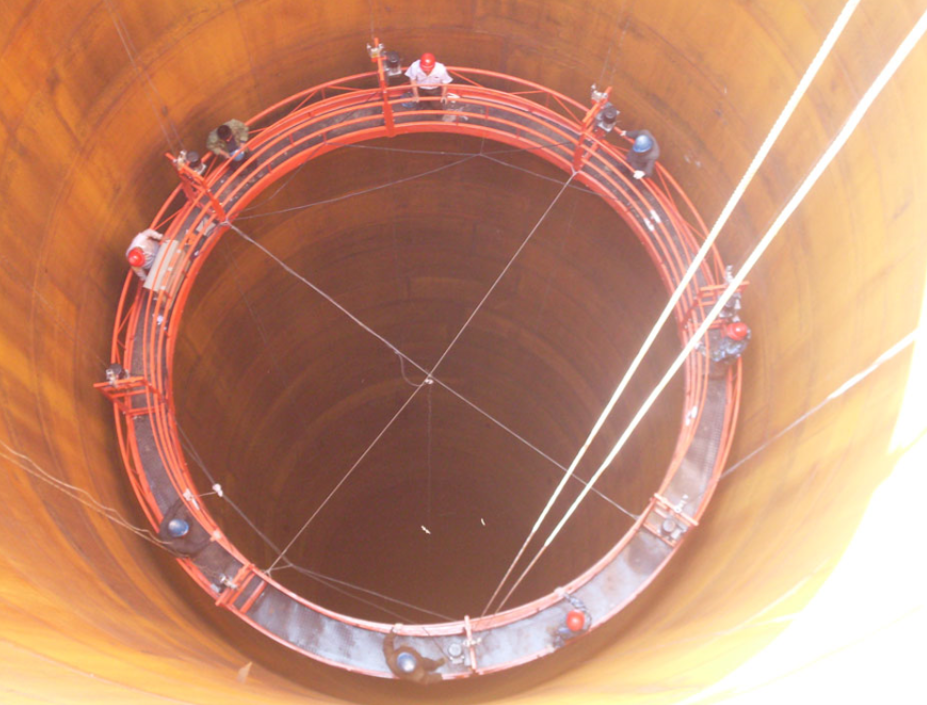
100, 59, 741, 680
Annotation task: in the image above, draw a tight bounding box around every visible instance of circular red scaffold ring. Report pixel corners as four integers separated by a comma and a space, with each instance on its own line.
100, 67, 742, 679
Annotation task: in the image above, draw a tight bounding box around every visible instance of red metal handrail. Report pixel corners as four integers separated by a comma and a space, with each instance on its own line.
99, 63, 741, 679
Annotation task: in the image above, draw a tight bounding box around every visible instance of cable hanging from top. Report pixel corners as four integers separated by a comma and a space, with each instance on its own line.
481, 0, 863, 616
102, 0, 185, 154
485, 0, 927, 614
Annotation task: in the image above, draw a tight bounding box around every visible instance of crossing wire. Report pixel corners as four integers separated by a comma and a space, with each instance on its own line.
236, 154, 479, 221
224, 222, 635, 545
222, 116, 644, 515
263, 169, 579, 573
175, 422, 454, 622
237, 138, 589, 223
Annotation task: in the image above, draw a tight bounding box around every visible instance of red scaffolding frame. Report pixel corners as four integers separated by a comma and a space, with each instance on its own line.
98, 54, 742, 679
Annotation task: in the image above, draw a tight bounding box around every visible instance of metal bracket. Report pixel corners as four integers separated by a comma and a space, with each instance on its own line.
643, 494, 698, 547
463, 615, 481, 672
215, 564, 256, 608
167, 153, 227, 221
556, 588, 590, 616
93, 375, 162, 417
446, 641, 468, 665
368, 37, 396, 136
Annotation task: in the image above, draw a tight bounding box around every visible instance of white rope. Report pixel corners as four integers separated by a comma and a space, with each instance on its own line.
431, 355, 638, 518
489, 6, 927, 613
480, 0, 862, 616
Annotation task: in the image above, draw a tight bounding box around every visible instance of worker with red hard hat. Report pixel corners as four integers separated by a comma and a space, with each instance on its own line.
726, 321, 749, 340
405, 52, 452, 109
710, 319, 751, 364
125, 228, 163, 281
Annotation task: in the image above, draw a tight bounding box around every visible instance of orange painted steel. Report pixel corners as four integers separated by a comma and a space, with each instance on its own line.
3, 0, 923, 700
99, 64, 741, 679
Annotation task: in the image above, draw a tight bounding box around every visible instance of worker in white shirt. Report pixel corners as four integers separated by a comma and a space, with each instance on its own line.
125, 228, 163, 281
405, 52, 452, 109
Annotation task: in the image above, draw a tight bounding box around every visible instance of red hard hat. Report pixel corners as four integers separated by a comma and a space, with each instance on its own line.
420, 52, 436, 71
127, 247, 146, 267
566, 610, 586, 632
727, 321, 749, 340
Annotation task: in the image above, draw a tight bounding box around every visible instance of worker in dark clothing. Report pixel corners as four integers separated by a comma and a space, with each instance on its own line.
711, 320, 751, 364
206, 119, 250, 164
622, 129, 660, 179
384, 50, 405, 86
383, 626, 445, 684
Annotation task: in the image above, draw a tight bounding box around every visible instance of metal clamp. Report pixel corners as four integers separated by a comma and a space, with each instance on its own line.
645, 494, 698, 546
463, 615, 481, 672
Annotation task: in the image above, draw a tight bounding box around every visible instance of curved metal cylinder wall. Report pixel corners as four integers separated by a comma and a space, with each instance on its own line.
0, 1, 925, 703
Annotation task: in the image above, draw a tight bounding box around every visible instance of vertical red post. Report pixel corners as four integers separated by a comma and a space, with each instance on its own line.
572, 88, 611, 171
167, 154, 227, 222
464, 615, 478, 672
370, 37, 396, 137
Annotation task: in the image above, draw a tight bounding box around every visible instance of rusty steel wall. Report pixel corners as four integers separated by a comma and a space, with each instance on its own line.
1, 0, 925, 703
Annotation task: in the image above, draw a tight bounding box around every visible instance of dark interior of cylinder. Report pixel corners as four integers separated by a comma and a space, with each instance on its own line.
173, 134, 684, 621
